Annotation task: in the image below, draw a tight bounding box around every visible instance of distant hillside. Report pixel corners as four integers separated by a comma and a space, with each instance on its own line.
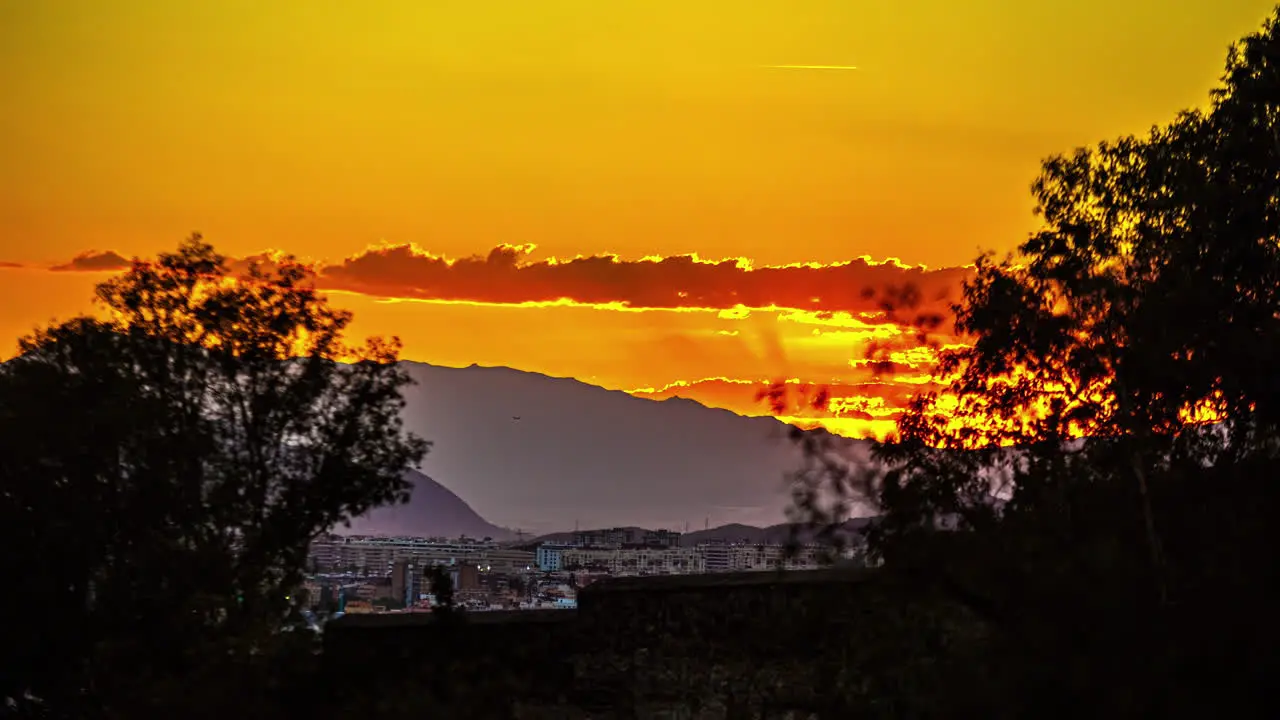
528, 527, 652, 545
680, 523, 785, 545
528, 518, 874, 547
680, 518, 874, 546
347, 362, 874, 535
343, 468, 514, 540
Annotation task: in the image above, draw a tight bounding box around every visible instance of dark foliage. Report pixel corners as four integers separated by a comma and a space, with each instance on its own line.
778, 8, 1280, 716
0, 236, 427, 717
428, 564, 458, 617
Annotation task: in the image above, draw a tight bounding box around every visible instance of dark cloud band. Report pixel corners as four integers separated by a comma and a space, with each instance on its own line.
319, 243, 972, 322
34, 243, 972, 325
50, 250, 131, 272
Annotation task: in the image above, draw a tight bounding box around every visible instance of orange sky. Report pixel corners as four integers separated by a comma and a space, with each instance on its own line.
1, 0, 1273, 437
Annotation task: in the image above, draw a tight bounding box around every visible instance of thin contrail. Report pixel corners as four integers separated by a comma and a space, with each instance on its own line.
761, 64, 859, 71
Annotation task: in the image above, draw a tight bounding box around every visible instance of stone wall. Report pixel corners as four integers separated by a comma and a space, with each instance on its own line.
322, 568, 989, 719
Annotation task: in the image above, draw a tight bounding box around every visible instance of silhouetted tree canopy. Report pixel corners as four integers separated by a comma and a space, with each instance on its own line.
784, 9, 1280, 717
429, 564, 457, 616
0, 236, 428, 716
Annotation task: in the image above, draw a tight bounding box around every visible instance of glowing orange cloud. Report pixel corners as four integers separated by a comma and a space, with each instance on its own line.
318, 243, 973, 326
631, 375, 945, 431
34, 244, 973, 323
50, 251, 131, 272
635, 377, 928, 418
30, 243, 975, 330
11, 244, 976, 438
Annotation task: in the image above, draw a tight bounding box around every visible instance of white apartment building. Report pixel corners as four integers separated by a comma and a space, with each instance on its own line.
696, 543, 828, 573
536, 543, 572, 571
560, 546, 707, 576
559, 543, 828, 576
308, 535, 534, 575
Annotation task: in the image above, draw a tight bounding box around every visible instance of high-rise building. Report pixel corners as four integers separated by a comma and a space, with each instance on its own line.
391, 560, 417, 607
456, 563, 480, 592
536, 543, 570, 571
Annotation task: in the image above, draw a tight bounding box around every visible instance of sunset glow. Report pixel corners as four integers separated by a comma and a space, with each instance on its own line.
2, 0, 1273, 436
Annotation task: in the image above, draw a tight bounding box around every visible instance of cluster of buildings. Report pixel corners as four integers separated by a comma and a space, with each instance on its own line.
308, 535, 537, 576
303, 535, 543, 614
301, 529, 855, 615
535, 538, 830, 575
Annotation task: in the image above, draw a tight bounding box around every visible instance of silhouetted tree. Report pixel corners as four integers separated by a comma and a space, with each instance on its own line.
428, 565, 456, 615
783, 9, 1280, 717
0, 235, 428, 717
508, 574, 528, 596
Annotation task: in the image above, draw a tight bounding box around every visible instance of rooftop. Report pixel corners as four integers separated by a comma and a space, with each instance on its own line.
328, 609, 573, 630
580, 566, 875, 595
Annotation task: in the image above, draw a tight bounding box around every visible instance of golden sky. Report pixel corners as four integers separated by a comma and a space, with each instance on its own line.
1, 0, 1273, 436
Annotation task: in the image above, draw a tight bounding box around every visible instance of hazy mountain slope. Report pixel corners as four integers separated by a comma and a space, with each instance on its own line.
373, 362, 873, 535
678, 517, 875, 546
528, 518, 877, 547
526, 527, 652, 545
678, 523, 778, 545
343, 469, 514, 540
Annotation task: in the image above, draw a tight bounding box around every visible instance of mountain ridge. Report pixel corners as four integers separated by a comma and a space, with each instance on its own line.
344, 361, 873, 536
457, 362, 780, 424
528, 518, 874, 547
343, 468, 515, 540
